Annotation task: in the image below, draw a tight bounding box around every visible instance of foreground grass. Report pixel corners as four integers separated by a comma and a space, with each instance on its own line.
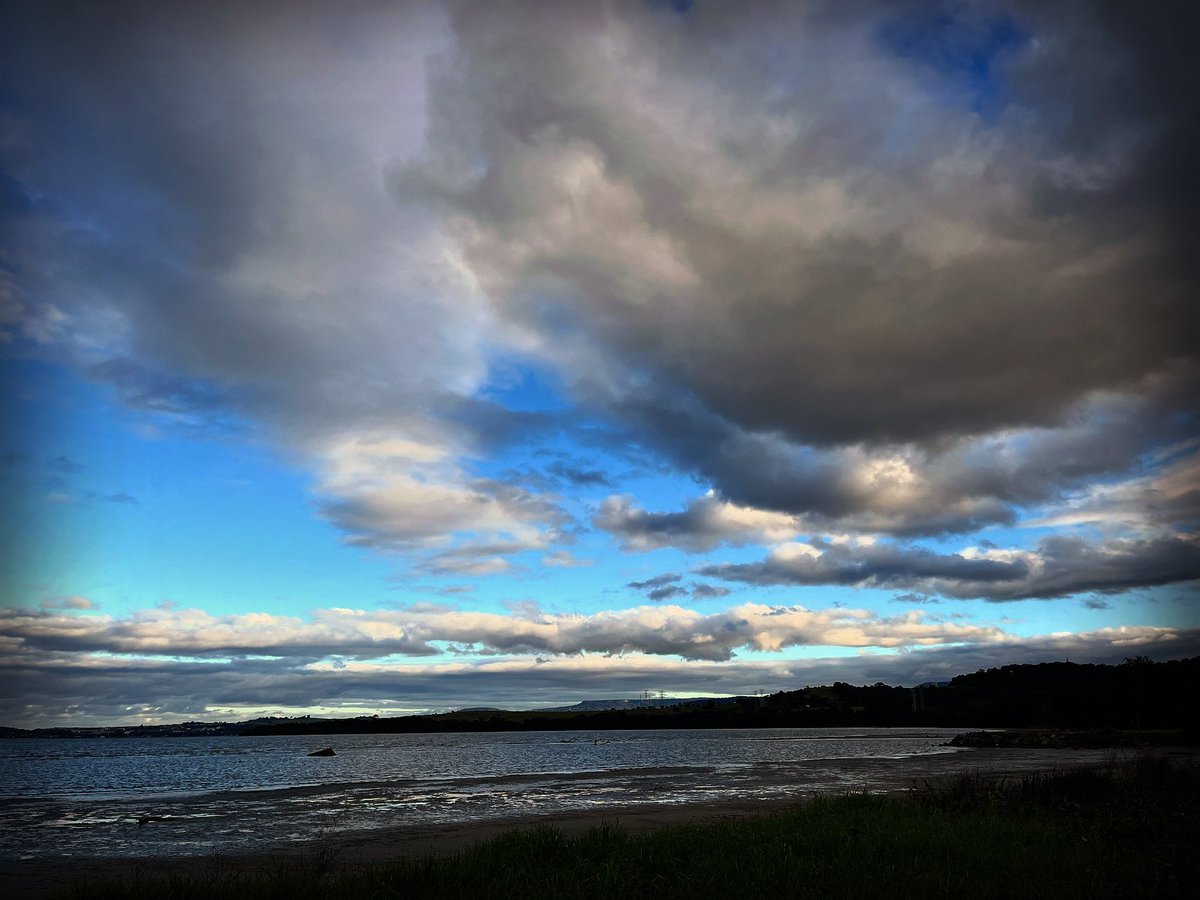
65, 755, 1199, 899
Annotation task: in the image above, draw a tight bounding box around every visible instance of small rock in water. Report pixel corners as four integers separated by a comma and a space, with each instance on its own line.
307, 747, 336, 757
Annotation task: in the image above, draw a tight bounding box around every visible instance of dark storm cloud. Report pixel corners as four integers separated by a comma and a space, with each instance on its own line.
701, 534, 1200, 601
4, 0, 1197, 547
1033, 448, 1200, 532
415, 0, 1197, 444
647, 584, 688, 602
626, 573, 683, 592
390, 0, 1199, 539
701, 541, 1025, 591
593, 367, 1199, 537
999, 535, 1200, 600
627, 574, 731, 602
2, 0, 1198, 669
1010, 0, 1200, 274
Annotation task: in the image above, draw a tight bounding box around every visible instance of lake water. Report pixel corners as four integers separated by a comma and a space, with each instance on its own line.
0, 728, 972, 860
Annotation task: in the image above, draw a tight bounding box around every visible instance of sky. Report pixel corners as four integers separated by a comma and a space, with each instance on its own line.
1, 0, 1197, 728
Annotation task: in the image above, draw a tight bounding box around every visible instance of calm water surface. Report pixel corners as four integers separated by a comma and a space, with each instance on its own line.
0, 728, 968, 859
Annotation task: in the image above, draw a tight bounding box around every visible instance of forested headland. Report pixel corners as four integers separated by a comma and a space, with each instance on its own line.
242, 656, 1198, 739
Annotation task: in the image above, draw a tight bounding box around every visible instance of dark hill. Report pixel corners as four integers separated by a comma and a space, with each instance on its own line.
241, 656, 1199, 737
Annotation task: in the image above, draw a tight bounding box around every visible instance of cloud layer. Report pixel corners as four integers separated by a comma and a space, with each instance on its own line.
1, 600, 1008, 664
2, 1, 1198, 725
406, 0, 1198, 531
700, 534, 1200, 601
3, 608, 1195, 727
5, 0, 1197, 554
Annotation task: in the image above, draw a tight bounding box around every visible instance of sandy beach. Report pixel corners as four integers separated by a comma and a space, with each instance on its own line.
6, 745, 1195, 899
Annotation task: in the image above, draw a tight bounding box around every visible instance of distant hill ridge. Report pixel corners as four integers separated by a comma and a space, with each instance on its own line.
3, 656, 1195, 739
537, 697, 722, 713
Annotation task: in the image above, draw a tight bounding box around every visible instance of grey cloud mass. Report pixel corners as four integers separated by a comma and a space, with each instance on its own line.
413, 0, 1196, 447
2, 0, 553, 558
2, 0, 1198, 726
598, 493, 800, 551
4, 0, 1197, 546
627, 574, 732, 602
603, 368, 1198, 536
701, 534, 1200, 601
626, 573, 683, 591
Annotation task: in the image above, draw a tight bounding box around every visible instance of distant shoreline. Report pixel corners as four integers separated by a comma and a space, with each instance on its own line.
5, 657, 1196, 741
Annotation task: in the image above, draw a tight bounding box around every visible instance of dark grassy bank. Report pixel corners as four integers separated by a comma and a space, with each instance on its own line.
63, 755, 1200, 899
948, 728, 1194, 748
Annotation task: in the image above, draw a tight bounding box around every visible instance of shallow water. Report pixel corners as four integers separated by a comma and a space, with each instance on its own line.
0, 727, 975, 859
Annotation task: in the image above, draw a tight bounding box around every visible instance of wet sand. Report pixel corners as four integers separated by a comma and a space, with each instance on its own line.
5, 746, 1195, 899
1, 798, 792, 899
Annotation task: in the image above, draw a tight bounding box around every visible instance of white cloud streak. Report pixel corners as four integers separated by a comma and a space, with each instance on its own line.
0, 601, 1010, 663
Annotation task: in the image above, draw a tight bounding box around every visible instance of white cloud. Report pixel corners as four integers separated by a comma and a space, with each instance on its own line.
316, 430, 563, 554
596, 492, 801, 552
39, 595, 97, 610
541, 550, 594, 568
1, 599, 1009, 664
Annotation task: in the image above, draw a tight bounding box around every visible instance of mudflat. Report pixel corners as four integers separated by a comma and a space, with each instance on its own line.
5, 746, 1195, 899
